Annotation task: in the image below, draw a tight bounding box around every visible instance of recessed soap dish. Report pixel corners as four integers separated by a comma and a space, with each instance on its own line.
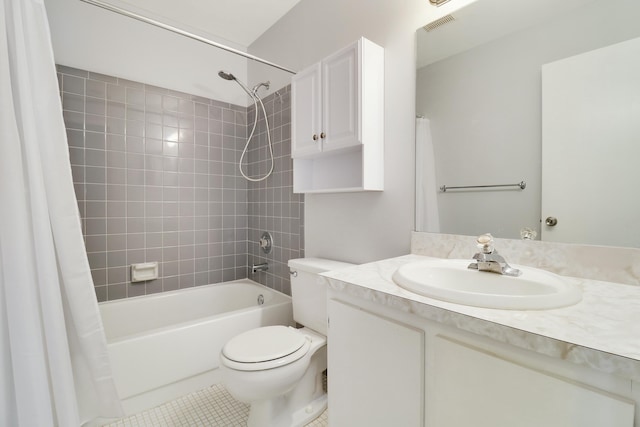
131, 262, 158, 282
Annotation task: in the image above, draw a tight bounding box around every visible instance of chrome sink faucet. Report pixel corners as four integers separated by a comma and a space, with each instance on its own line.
468, 234, 521, 277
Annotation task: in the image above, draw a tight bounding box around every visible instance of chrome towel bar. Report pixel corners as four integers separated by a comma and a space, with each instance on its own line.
440, 181, 526, 192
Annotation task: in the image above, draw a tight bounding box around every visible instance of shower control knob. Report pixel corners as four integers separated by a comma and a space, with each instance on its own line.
259, 231, 273, 254
312, 134, 318, 141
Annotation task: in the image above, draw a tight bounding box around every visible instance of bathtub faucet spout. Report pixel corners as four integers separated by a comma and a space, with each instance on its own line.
251, 262, 269, 274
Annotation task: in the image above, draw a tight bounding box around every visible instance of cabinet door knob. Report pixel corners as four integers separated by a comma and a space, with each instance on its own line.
312, 134, 318, 141
320, 132, 326, 139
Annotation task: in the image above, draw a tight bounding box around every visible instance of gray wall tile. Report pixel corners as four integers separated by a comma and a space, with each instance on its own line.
60, 66, 300, 301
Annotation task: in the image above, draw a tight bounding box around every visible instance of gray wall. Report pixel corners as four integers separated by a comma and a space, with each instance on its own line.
58, 65, 301, 301
246, 0, 444, 265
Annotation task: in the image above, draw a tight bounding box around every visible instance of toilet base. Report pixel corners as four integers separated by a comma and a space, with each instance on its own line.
247, 392, 327, 427
246, 341, 327, 427
290, 392, 327, 427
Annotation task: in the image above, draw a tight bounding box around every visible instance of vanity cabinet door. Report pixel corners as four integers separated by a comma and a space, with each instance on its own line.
429, 334, 634, 427
328, 299, 425, 427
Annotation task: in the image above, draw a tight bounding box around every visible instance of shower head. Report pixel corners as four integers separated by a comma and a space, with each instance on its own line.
218, 70, 236, 81
219, 70, 264, 101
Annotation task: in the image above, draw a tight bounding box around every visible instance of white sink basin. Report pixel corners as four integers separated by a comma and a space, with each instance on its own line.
392, 259, 582, 310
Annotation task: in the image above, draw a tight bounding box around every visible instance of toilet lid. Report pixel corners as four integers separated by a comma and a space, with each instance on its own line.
222, 325, 308, 364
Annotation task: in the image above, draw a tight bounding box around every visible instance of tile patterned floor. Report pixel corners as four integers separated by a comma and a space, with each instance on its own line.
104, 384, 328, 427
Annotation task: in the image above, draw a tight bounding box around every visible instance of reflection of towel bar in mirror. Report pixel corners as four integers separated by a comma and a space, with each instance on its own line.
440, 181, 526, 192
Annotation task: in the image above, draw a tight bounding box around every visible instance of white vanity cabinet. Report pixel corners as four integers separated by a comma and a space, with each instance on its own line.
428, 331, 634, 427
291, 37, 384, 193
327, 299, 424, 426
327, 292, 637, 427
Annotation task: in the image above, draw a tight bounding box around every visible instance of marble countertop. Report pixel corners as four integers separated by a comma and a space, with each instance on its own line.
322, 254, 640, 381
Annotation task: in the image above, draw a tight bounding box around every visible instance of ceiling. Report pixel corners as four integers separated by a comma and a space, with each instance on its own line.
417, 0, 597, 68
114, 0, 302, 48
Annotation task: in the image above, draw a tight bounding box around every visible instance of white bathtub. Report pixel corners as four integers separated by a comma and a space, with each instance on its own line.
99, 279, 293, 415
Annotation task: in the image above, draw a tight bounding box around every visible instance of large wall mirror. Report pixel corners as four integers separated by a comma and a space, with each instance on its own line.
415, 0, 640, 248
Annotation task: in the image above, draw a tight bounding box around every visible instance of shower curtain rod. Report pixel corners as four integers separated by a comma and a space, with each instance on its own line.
79, 0, 297, 75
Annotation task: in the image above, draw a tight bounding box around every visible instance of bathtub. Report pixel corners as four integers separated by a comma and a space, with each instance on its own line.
99, 279, 293, 415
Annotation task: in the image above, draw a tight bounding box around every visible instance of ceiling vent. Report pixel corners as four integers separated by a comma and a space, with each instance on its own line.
423, 14, 456, 32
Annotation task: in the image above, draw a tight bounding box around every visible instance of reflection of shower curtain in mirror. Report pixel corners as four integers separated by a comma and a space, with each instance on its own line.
416, 118, 440, 232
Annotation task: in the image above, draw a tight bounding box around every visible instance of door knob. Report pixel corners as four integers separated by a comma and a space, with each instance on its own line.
545, 217, 558, 226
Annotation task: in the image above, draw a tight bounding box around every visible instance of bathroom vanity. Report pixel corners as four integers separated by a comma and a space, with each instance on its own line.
323, 233, 640, 427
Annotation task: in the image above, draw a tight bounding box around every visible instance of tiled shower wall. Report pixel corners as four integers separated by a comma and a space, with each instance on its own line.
245, 87, 304, 296
58, 65, 302, 301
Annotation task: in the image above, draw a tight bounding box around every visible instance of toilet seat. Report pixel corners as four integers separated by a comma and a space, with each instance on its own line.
221, 326, 311, 371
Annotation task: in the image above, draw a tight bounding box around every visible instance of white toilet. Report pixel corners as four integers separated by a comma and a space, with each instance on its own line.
219, 258, 354, 427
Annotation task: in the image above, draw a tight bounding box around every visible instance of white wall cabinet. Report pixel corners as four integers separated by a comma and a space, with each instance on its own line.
328, 291, 637, 427
291, 37, 384, 193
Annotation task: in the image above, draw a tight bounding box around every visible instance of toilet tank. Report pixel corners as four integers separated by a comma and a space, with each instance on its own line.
288, 258, 355, 335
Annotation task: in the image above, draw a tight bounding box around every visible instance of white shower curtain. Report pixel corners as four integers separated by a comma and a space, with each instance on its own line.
415, 117, 440, 232
0, 0, 123, 425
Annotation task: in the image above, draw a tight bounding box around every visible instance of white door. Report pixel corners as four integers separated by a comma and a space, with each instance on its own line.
541, 36, 640, 246
322, 41, 360, 152
291, 63, 322, 158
